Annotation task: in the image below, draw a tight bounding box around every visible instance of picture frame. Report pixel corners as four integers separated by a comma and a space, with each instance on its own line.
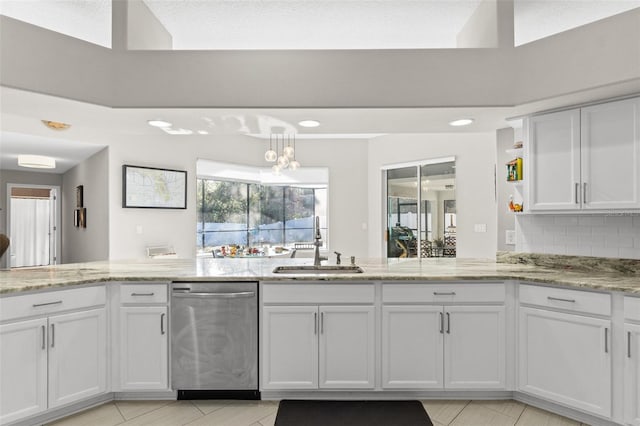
74, 207, 86, 228
122, 165, 187, 209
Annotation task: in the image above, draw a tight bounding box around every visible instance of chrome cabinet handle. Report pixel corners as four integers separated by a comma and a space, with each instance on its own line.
583, 182, 587, 204
433, 292, 456, 296
172, 291, 255, 298
50, 324, 55, 348
33, 301, 62, 308
41, 325, 46, 350
439, 312, 444, 334
604, 328, 608, 353
160, 313, 166, 335
314, 312, 318, 335
320, 312, 324, 334
547, 296, 576, 303
629, 331, 632, 358
575, 182, 580, 204
446, 312, 451, 334
131, 292, 154, 297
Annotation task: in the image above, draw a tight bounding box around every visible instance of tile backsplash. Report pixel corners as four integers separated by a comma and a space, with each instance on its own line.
515, 214, 640, 259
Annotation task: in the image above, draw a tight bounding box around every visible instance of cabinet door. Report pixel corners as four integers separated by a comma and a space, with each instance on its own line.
0, 318, 48, 424
626, 323, 640, 426
120, 306, 168, 390
581, 97, 640, 210
48, 308, 107, 408
262, 306, 318, 389
519, 307, 611, 417
319, 306, 375, 389
444, 306, 505, 389
382, 305, 443, 389
528, 109, 581, 211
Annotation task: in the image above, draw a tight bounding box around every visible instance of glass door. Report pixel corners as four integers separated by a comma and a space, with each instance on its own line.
385, 158, 456, 258
386, 166, 418, 258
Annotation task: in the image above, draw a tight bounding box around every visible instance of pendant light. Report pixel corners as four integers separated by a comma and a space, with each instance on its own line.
276, 134, 290, 168
289, 134, 301, 170
283, 134, 295, 158
265, 134, 277, 162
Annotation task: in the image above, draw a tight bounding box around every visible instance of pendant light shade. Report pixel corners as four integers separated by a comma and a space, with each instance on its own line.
266, 133, 301, 173
264, 134, 277, 162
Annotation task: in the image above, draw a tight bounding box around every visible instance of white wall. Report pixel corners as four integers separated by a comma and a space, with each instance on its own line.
456, 0, 514, 49
368, 133, 497, 259
516, 214, 640, 260
107, 134, 370, 260
1, 7, 638, 108
62, 148, 109, 263
127, 0, 172, 49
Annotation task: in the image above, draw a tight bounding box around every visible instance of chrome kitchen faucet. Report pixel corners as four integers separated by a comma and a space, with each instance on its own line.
313, 216, 327, 267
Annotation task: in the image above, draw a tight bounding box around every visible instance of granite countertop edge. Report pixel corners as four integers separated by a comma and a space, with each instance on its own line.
1, 256, 639, 296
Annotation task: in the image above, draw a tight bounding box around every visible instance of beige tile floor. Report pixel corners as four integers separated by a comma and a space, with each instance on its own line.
46, 399, 592, 426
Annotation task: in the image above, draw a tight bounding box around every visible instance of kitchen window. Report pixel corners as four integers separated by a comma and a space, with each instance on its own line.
196, 178, 327, 254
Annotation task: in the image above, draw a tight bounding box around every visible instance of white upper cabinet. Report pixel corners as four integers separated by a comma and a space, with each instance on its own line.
528, 109, 581, 211
581, 97, 640, 210
527, 97, 640, 212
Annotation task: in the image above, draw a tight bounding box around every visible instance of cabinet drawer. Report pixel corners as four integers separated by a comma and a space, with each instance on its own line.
0, 286, 106, 322
519, 284, 610, 316
262, 283, 374, 304
625, 296, 640, 322
382, 282, 505, 304
120, 284, 167, 304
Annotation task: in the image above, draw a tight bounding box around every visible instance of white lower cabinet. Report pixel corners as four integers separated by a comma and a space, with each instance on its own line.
318, 306, 375, 388
444, 305, 505, 389
519, 306, 611, 418
626, 323, 640, 426
119, 306, 168, 390
382, 305, 505, 389
48, 308, 107, 408
0, 318, 48, 423
0, 309, 107, 423
262, 305, 374, 390
382, 306, 444, 388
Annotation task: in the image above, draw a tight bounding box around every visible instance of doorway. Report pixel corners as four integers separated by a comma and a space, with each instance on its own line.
7, 184, 60, 267
385, 157, 456, 258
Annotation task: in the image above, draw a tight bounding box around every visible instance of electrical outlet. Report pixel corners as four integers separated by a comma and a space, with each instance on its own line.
505, 230, 516, 245
136, 225, 143, 235
474, 224, 487, 233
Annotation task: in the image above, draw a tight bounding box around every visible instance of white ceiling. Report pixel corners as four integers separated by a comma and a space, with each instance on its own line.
2, 0, 639, 49
0, 131, 107, 174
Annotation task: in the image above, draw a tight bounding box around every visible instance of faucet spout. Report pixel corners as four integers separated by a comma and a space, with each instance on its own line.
313, 216, 326, 266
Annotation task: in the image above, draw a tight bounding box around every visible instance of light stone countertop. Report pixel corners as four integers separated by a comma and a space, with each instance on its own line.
1, 256, 639, 296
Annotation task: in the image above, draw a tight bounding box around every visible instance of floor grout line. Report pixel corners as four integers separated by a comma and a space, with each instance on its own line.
447, 400, 472, 425
112, 402, 127, 425
514, 404, 528, 425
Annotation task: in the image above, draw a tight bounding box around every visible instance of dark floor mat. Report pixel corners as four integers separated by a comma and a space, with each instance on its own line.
274, 400, 434, 426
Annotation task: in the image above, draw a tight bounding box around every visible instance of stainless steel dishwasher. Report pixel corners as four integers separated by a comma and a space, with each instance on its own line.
171, 282, 259, 399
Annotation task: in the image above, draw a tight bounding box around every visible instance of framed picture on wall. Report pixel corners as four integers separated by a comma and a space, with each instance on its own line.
122, 165, 187, 209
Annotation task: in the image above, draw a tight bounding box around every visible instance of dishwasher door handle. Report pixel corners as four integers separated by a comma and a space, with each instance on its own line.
172, 291, 255, 298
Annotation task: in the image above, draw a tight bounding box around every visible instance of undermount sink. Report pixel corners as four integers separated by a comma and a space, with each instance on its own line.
272, 265, 364, 274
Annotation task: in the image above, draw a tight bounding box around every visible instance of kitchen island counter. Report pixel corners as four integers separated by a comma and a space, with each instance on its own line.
1, 255, 639, 295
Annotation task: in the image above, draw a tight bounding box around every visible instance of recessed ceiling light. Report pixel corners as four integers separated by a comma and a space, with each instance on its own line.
147, 119, 172, 128
298, 120, 320, 128
449, 118, 474, 127
197, 130, 209, 135
18, 155, 56, 169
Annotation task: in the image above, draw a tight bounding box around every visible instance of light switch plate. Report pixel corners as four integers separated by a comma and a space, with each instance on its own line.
505, 230, 516, 245
474, 224, 487, 233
